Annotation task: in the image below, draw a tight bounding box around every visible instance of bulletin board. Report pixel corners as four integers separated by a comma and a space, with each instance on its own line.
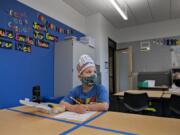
0, 0, 84, 108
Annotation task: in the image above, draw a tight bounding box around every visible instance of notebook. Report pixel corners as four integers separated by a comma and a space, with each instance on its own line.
54, 111, 97, 122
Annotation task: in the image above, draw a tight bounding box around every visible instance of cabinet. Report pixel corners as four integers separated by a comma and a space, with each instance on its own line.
54, 39, 96, 97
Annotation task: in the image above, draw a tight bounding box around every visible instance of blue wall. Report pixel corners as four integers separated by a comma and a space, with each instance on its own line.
0, 0, 84, 108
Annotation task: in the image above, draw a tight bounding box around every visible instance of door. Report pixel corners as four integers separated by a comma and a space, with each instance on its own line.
108, 38, 116, 94
115, 47, 133, 92
54, 40, 73, 97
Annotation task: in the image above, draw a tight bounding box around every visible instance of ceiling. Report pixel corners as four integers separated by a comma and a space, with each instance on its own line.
63, 0, 180, 29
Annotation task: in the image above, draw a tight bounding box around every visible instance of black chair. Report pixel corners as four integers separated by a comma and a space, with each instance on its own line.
173, 79, 180, 87
169, 94, 180, 117
124, 92, 149, 112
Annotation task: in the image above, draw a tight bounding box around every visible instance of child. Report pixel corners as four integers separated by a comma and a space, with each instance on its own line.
60, 54, 109, 113
172, 72, 180, 88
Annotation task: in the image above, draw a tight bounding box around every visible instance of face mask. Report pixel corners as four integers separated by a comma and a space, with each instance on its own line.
81, 74, 97, 86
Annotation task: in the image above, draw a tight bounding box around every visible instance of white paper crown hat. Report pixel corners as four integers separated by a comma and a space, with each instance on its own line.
77, 54, 95, 74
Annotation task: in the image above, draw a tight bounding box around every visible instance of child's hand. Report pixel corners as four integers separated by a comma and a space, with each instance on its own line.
90, 102, 96, 104
72, 104, 87, 114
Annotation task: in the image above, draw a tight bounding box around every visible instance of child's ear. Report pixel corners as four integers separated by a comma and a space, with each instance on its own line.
78, 74, 82, 81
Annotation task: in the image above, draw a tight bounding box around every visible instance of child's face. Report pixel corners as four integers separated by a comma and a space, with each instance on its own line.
81, 66, 96, 77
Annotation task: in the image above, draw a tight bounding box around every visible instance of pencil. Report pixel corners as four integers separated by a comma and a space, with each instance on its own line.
70, 96, 81, 104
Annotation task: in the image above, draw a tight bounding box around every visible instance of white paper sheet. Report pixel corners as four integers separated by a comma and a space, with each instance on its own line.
54, 111, 97, 122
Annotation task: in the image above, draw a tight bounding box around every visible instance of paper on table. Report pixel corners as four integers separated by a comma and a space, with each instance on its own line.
54, 111, 97, 122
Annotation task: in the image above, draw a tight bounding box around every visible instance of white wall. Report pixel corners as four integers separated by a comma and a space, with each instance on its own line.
85, 14, 101, 64
18, 0, 86, 34
117, 18, 180, 43
86, 13, 119, 89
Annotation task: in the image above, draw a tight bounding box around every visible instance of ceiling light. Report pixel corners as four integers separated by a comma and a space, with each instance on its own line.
109, 0, 128, 20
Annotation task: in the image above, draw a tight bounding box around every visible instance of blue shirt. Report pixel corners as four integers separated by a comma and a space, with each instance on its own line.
63, 84, 109, 104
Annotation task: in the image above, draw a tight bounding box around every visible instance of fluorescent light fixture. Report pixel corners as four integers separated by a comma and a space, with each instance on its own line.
109, 0, 128, 20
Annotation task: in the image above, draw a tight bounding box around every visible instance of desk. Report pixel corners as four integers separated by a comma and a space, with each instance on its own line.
0, 109, 74, 135
114, 90, 164, 98
139, 86, 169, 91
1, 106, 180, 135
114, 90, 180, 99
162, 91, 180, 98
85, 112, 180, 135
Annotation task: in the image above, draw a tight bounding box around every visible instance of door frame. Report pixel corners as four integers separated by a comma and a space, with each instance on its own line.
115, 47, 133, 92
